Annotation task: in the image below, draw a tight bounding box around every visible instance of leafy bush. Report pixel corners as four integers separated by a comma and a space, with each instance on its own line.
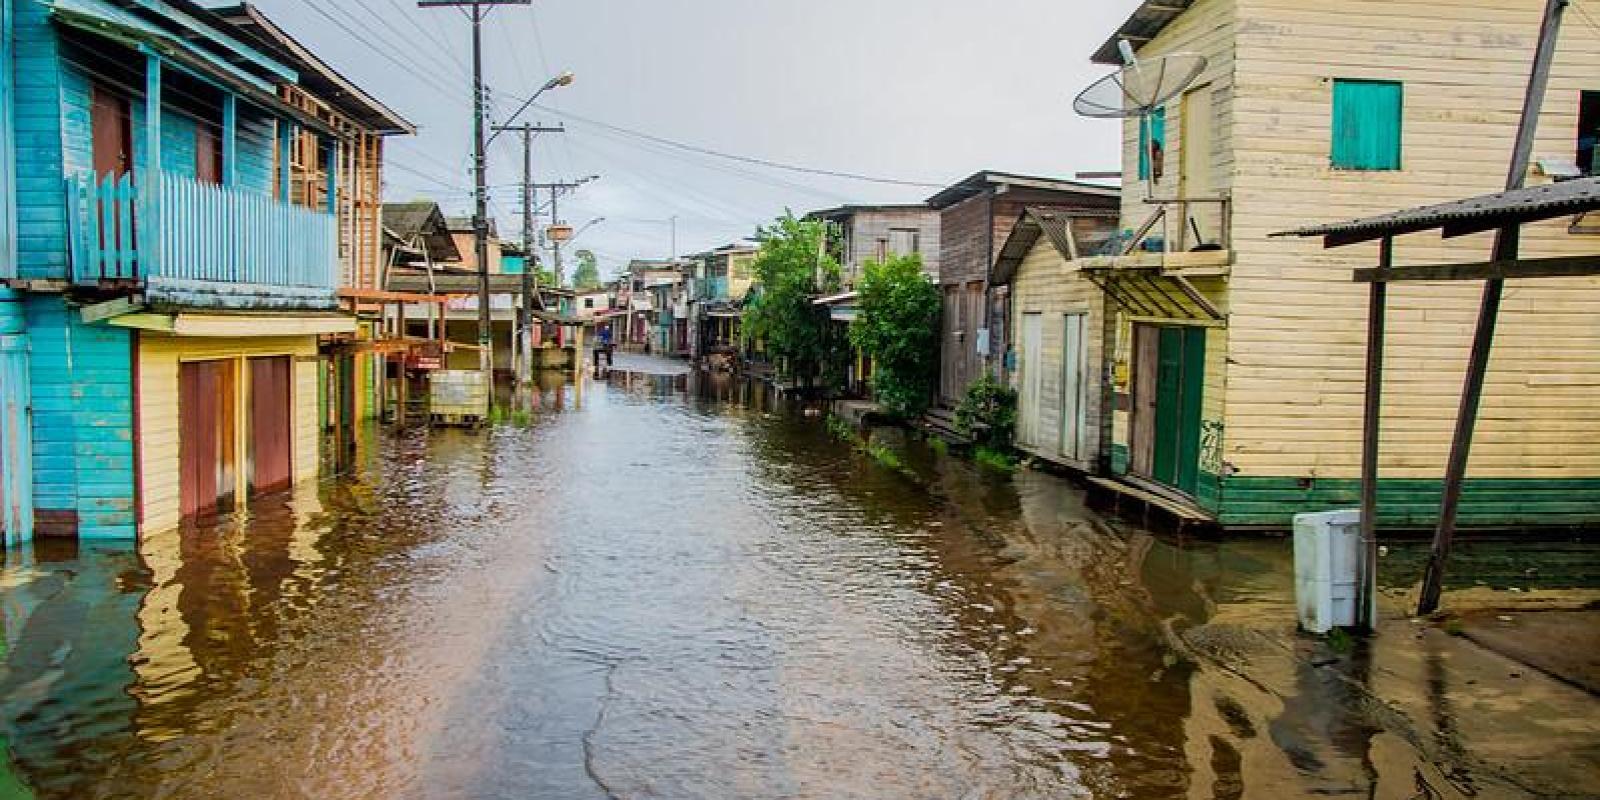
849, 255, 941, 419
973, 446, 1018, 473
742, 213, 845, 387
954, 374, 1017, 450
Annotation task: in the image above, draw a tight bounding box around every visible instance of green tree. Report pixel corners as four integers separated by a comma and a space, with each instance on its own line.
742, 213, 843, 387
571, 249, 601, 289
850, 255, 940, 418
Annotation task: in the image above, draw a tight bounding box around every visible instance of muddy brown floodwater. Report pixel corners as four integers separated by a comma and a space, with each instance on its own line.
1, 353, 1597, 799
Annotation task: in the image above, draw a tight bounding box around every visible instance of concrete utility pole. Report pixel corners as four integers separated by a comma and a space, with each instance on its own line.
491, 122, 564, 385
419, 0, 531, 401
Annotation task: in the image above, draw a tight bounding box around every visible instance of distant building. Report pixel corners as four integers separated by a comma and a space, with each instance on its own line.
925, 171, 1119, 407
805, 205, 941, 286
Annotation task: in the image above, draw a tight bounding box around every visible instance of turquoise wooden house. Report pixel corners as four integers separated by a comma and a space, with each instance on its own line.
0, 0, 358, 542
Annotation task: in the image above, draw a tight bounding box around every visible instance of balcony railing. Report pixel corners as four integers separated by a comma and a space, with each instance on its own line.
66, 170, 338, 289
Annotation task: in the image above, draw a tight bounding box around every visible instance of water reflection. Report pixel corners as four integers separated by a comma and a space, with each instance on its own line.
0, 362, 1593, 798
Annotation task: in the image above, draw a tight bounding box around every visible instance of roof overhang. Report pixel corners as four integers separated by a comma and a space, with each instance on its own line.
1274, 177, 1600, 248
211, 3, 416, 135
107, 311, 355, 336
52, 0, 340, 137
1091, 0, 1197, 65
927, 170, 1119, 209
991, 207, 1119, 286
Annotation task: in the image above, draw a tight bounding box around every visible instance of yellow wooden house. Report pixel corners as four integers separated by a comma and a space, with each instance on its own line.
1083, 0, 1600, 528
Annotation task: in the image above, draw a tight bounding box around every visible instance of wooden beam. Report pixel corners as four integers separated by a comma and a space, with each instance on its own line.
79, 296, 144, 324
1353, 254, 1600, 283
1355, 237, 1391, 635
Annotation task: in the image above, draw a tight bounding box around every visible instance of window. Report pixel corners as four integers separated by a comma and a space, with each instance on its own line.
584, 297, 595, 309
1579, 91, 1600, 176
887, 228, 919, 256
1331, 79, 1403, 170
1138, 106, 1166, 180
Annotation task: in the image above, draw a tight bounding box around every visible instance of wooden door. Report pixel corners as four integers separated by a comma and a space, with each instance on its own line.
195, 120, 223, 185
1130, 324, 1160, 477
1148, 326, 1206, 495
1017, 313, 1043, 449
1181, 86, 1217, 247
179, 360, 238, 518
940, 285, 962, 404
249, 356, 293, 495
1060, 313, 1089, 462
90, 85, 132, 179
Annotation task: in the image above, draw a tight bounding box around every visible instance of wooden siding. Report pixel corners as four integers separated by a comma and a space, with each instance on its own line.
839, 209, 942, 285
1009, 239, 1107, 471
13, 0, 68, 278
1223, 0, 1600, 486
1117, 0, 1238, 247
937, 193, 993, 287
1, 0, 14, 280
137, 333, 319, 534
24, 295, 137, 538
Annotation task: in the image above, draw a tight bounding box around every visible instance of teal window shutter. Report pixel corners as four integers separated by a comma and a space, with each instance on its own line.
1332, 80, 1403, 170
1138, 106, 1167, 179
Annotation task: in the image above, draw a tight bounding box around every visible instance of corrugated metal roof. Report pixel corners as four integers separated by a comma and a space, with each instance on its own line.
991, 207, 1117, 286
1091, 0, 1197, 66
1275, 177, 1600, 247
926, 170, 1119, 210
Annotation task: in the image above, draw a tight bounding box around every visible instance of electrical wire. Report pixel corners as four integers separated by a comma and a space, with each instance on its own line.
522, 102, 945, 189
346, 0, 472, 84
282, 0, 460, 101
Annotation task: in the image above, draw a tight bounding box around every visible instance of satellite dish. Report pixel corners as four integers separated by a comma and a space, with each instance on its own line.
1074, 44, 1207, 199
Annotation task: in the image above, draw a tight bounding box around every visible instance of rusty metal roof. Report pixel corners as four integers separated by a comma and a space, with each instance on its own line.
1275, 177, 1600, 248
1091, 0, 1197, 65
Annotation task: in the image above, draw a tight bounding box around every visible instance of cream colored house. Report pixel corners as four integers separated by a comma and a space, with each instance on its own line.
993, 208, 1119, 472
1085, 0, 1600, 528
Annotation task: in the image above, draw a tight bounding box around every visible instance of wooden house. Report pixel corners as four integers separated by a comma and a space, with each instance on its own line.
991, 208, 1119, 472
925, 171, 1119, 407
1084, 0, 1600, 529
805, 204, 942, 287
0, 0, 394, 538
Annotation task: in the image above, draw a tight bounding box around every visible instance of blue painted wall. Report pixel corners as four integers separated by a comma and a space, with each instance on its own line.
18, 13, 283, 282
24, 296, 136, 539
1, 0, 15, 280
12, 0, 67, 279
0, 290, 32, 544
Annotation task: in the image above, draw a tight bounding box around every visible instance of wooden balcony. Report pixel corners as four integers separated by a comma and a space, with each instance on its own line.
1081, 194, 1234, 277
65, 170, 339, 308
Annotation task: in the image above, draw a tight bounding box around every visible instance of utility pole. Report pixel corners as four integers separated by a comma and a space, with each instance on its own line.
492, 122, 564, 386
419, 0, 531, 404
533, 176, 597, 288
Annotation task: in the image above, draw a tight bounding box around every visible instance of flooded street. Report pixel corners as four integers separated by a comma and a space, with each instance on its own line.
1, 354, 1597, 799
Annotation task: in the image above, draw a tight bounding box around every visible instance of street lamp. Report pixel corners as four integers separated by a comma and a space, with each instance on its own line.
489, 71, 576, 146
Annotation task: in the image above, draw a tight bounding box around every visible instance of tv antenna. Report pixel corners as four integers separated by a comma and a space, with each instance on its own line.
1074, 41, 1207, 200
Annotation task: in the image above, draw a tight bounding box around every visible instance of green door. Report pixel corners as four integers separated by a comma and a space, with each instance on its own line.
1151, 326, 1206, 495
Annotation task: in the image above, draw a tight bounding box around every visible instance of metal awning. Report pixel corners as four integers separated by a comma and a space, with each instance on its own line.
1275, 176, 1600, 248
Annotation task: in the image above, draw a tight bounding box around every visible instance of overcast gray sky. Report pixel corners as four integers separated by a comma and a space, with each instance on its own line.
244, 0, 1142, 277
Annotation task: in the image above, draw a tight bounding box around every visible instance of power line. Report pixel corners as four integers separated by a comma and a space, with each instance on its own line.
384, 0, 472, 75
347, 0, 470, 83
283, 0, 460, 100
523, 102, 945, 189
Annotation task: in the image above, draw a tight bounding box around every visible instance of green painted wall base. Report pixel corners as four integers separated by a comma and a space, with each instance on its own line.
1217, 476, 1600, 530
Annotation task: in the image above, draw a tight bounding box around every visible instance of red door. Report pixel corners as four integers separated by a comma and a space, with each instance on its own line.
249, 356, 293, 495
195, 120, 223, 185
179, 360, 238, 519
90, 85, 132, 180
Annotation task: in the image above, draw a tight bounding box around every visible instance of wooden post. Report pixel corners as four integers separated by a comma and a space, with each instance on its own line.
1356, 237, 1391, 633
1417, 0, 1566, 617
221, 94, 237, 186
142, 53, 162, 275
